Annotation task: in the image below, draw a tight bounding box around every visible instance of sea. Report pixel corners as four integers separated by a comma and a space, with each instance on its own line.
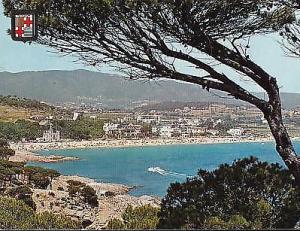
31, 141, 300, 197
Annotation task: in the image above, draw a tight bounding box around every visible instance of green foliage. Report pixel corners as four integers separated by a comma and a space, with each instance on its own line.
0, 117, 105, 142
67, 180, 86, 187
0, 160, 24, 189
0, 196, 80, 229
55, 118, 104, 140
107, 205, 160, 229
35, 211, 81, 229
67, 180, 99, 207
0, 196, 36, 229
0, 147, 15, 160
0, 157, 72, 229
0, 139, 15, 160
203, 216, 228, 229
31, 172, 51, 189
214, 118, 236, 135
227, 215, 250, 229
24, 166, 60, 189
7, 185, 36, 210
67, 180, 85, 196
158, 157, 300, 229
0, 159, 24, 169
107, 218, 125, 229
81, 185, 99, 207
203, 215, 250, 229
0, 120, 43, 141
0, 95, 55, 111
141, 123, 152, 136
0, 139, 8, 147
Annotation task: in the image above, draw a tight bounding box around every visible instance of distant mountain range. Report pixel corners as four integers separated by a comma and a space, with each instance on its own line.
0, 70, 299, 109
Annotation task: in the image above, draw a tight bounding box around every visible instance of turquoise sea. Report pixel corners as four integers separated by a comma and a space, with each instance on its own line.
32, 141, 300, 197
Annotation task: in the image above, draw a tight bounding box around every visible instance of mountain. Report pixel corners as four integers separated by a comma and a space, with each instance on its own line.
0, 70, 299, 109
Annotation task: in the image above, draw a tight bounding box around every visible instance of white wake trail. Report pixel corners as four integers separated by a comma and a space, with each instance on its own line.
148, 167, 189, 178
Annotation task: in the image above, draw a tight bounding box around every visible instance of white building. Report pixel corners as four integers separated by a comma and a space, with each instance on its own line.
103, 122, 143, 138
137, 115, 161, 124
227, 128, 244, 137
42, 124, 60, 142
103, 122, 120, 137
159, 125, 174, 138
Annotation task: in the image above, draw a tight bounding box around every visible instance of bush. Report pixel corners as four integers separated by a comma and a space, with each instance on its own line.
24, 166, 60, 189
107, 218, 126, 229
0, 147, 15, 160
7, 185, 36, 210
81, 186, 99, 207
35, 211, 81, 229
67, 181, 99, 207
55, 118, 104, 140
31, 173, 51, 189
0, 196, 80, 229
0, 120, 43, 142
107, 205, 160, 229
158, 157, 300, 229
0, 196, 36, 229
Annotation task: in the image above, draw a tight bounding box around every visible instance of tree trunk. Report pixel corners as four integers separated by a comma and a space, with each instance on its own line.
265, 111, 300, 186
263, 78, 300, 186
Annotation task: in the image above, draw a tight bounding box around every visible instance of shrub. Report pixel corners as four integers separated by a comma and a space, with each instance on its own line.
107, 218, 126, 229
35, 211, 81, 229
158, 157, 300, 229
7, 185, 36, 210
0, 147, 15, 160
67, 181, 99, 207
0, 196, 80, 229
24, 166, 60, 189
0, 196, 36, 229
81, 186, 99, 207
31, 172, 50, 189
107, 205, 160, 229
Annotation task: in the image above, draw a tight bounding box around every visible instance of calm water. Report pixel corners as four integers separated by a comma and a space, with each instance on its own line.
32, 141, 300, 197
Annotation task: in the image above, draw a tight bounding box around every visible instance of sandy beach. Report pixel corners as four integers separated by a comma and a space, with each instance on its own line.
8, 136, 300, 163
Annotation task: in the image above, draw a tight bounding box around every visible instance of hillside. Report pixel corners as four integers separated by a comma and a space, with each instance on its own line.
0, 96, 63, 122
0, 70, 299, 109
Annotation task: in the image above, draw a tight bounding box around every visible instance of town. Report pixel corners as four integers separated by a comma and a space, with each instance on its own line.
30, 102, 300, 143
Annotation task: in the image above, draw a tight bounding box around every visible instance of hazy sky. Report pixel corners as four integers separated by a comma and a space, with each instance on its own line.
1, 2, 300, 93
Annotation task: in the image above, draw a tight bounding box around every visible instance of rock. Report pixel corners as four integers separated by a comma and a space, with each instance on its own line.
82, 219, 93, 228
31, 175, 160, 230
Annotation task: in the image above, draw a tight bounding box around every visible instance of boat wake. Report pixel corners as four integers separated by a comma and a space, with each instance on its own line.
148, 167, 188, 178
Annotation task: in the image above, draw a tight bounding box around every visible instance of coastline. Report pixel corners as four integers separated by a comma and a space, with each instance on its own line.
9, 136, 300, 163
9, 150, 80, 163
32, 175, 160, 229
8, 136, 300, 228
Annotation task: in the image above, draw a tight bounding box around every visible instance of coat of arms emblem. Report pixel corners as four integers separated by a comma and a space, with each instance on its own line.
11, 10, 38, 41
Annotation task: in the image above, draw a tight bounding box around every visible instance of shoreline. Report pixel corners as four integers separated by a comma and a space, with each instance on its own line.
9, 136, 300, 163
32, 175, 160, 229
9, 150, 80, 163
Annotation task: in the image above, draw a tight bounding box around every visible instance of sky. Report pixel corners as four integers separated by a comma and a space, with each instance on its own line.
1, 3, 300, 93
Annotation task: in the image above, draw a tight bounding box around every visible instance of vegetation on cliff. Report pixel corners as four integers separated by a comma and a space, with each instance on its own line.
158, 157, 300, 229
107, 205, 160, 229
0, 197, 80, 229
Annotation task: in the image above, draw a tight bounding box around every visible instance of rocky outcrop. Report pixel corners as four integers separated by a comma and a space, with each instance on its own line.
32, 175, 160, 229
10, 150, 79, 163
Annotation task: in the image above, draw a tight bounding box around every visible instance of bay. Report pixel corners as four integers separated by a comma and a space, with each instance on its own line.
32, 141, 300, 197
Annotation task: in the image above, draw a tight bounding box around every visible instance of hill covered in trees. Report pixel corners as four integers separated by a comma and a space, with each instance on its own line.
1, 70, 299, 109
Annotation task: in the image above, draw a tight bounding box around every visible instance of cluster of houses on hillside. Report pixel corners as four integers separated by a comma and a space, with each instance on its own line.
28, 103, 280, 142
103, 123, 144, 139
103, 111, 246, 139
